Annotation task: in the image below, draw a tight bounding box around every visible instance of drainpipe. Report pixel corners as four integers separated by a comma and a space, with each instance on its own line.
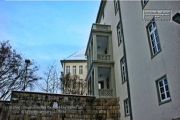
118, 1, 133, 120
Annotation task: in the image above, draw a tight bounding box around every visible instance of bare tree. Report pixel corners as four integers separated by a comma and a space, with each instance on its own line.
39, 62, 61, 93
0, 41, 41, 100
60, 72, 87, 95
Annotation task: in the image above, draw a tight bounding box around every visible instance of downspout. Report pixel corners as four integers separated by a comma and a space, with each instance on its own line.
118, 1, 133, 120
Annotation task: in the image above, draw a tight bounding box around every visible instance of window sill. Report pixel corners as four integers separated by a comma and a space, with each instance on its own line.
151, 49, 162, 59
122, 80, 127, 84
159, 98, 171, 105
118, 42, 122, 47
115, 10, 118, 16
125, 113, 130, 117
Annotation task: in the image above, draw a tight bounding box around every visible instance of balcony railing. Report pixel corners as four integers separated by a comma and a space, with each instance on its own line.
99, 89, 113, 98
97, 54, 111, 60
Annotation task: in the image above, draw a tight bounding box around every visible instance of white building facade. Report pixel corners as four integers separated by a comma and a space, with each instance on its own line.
85, 0, 180, 120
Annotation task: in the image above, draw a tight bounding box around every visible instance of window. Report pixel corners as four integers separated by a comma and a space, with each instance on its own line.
120, 57, 127, 83
142, 0, 148, 8
66, 66, 70, 74
79, 66, 83, 74
73, 66, 76, 74
147, 21, 161, 56
114, 0, 119, 14
117, 22, 123, 46
157, 76, 171, 103
124, 98, 130, 116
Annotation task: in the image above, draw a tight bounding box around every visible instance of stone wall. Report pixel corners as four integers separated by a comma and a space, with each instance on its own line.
0, 91, 120, 120
0, 101, 10, 120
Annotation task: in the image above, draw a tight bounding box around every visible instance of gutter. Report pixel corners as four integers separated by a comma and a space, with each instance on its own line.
118, 1, 133, 120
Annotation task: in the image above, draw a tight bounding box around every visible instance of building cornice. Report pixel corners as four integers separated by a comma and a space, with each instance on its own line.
85, 23, 111, 56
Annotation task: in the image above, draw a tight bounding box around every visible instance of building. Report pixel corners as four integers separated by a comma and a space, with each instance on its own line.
85, 0, 180, 120
61, 48, 87, 80
60, 48, 87, 95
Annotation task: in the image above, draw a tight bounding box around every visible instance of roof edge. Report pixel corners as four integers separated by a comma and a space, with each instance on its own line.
95, 0, 107, 23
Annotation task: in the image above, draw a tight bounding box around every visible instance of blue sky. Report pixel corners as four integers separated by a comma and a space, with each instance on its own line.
0, 1, 100, 77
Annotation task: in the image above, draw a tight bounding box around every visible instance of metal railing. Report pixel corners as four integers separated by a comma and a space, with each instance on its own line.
99, 89, 113, 97
97, 54, 111, 60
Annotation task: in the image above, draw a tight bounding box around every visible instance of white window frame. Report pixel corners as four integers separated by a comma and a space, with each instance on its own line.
124, 98, 130, 116
79, 66, 83, 74
122, 63, 126, 82
157, 76, 171, 103
66, 66, 70, 74
121, 57, 127, 83
114, 0, 119, 14
148, 21, 161, 56
73, 66, 76, 74
117, 22, 123, 46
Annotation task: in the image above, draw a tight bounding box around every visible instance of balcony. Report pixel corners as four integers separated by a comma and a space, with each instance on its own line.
99, 89, 113, 98
97, 54, 111, 61
85, 24, 113, 71
96, 35, 113, 61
